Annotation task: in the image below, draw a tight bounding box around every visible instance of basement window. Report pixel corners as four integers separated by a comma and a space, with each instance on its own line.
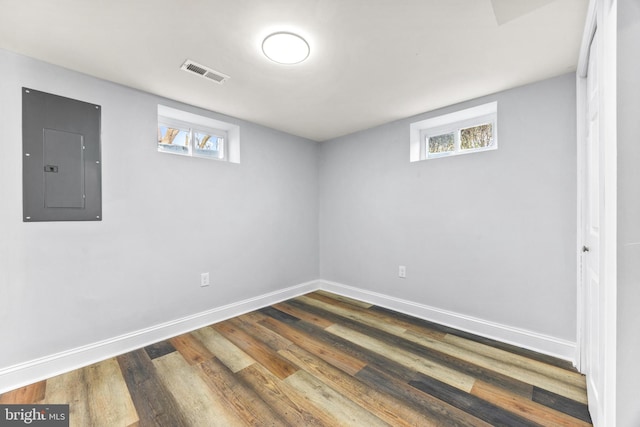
409, 101, 497, 162
158, 105, 240, 163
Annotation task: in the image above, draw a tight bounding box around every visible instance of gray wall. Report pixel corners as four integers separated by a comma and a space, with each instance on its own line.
617, 0, 640, 424
0, 47, 581, 379
0, 49, 319, 369
319, 73, 577, 341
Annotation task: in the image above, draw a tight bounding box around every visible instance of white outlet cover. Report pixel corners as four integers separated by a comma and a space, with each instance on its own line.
200, 272, 210, 287
399, 266, 406, 278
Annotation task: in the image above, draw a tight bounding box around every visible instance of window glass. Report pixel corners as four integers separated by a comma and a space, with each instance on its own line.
428, 133, 455, 154
460, 123, 493, 150
158, 125, 190, 155
193, 130, 225, 159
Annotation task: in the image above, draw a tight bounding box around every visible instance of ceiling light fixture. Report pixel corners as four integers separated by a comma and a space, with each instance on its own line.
262, 32, 310, 64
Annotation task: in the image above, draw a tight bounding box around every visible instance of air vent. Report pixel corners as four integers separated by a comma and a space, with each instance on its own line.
180, 59, 230, 84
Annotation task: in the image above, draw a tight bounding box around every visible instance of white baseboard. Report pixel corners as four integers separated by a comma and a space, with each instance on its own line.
0, 280, 320, 394
1, 278, 578, 394
319, 280, 577, 364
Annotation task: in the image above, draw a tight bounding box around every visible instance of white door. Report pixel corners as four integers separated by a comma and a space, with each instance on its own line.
582, 28, 604, 425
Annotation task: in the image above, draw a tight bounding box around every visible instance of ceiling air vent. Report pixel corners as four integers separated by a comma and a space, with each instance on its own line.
180, 59, 230, 84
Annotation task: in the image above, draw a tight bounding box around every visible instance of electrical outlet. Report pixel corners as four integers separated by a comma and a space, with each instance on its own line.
398, 265, 406, 278
200, 272, 210, 287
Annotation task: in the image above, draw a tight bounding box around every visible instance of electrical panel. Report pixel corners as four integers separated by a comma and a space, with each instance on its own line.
22, 88, 102, 221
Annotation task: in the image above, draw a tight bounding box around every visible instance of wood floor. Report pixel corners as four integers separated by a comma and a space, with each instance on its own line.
0, 291, 592, 426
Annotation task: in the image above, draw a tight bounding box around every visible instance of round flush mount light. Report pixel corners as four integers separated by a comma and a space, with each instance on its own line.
262, 32, 310, 64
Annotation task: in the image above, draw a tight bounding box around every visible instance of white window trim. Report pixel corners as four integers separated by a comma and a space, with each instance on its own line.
157, 104, 240, 163
410, 101, 497, 162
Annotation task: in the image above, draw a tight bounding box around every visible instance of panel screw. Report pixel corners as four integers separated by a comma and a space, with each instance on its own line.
25, 153, 30, 156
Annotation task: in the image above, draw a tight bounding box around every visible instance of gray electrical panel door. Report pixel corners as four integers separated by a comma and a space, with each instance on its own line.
23, 88, 101, 221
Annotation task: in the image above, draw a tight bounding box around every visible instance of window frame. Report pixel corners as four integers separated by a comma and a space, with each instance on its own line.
158, 117, 228, 161
158, 117, 193, 157
410, 101, 497, 162
192, 127, 227, 160
157, 104, 240, 164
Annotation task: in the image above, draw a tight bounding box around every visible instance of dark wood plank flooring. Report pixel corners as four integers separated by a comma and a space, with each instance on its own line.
0, 291, 592, 426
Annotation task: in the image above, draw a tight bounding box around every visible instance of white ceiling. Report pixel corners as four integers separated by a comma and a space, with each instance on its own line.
0, 0, 588, 142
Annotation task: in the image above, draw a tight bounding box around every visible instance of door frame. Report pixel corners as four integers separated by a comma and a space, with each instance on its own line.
575, 0, 617, 425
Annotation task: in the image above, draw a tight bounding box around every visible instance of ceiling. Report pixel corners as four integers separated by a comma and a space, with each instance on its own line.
0, 0, 588, 142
